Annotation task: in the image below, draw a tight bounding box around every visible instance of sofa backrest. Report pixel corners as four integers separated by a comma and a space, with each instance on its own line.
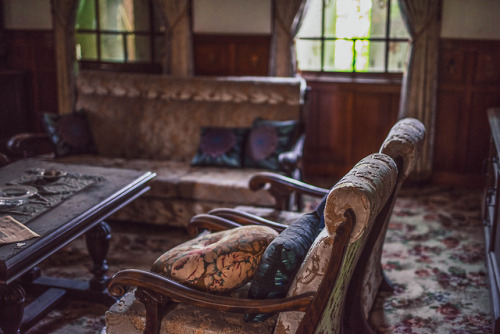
76, 70, 307, 162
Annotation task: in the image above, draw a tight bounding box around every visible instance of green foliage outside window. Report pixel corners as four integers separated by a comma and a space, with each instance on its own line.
297, 0, 409, 73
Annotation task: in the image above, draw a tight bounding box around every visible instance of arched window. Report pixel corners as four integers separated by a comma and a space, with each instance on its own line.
75, 0, 165, 73
296, 0, 409, 73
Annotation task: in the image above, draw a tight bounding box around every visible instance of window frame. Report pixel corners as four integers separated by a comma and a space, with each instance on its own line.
296, 0, 409, 76
75, 0, 164, 73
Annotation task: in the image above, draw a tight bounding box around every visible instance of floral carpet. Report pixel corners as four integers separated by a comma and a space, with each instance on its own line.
24, 185, 491, 333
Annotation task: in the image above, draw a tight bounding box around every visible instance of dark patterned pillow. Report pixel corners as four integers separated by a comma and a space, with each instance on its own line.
244, 211, 324, 322
41, 111, 97, 157
191, 127, 248, 168
244, 119, 298, 170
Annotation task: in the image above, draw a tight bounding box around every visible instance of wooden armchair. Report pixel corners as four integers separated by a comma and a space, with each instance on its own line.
106, 153, 398, 334
209, 117, 425, 333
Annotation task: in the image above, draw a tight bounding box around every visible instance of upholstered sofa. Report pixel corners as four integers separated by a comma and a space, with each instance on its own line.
7, 70, 307, 227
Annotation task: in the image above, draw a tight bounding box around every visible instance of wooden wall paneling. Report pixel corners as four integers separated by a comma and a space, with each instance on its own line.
303, 82, 351, 177
193, 34, 270, 76
235, 41, 269, 76
193, 35, 234, 75
468, 92, 500, 173
4, 30, 57, 131
350, 90, 399, 164
434, 89, 465, 172
303, 78, 400, 179
434, 39, 500, 186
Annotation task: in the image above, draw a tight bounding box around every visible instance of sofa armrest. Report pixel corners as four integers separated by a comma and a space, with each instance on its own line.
278, 134, 305, 180
7, 133, 53, 158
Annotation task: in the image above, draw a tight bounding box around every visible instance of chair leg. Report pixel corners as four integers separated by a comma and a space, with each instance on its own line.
135, 288, 176, 334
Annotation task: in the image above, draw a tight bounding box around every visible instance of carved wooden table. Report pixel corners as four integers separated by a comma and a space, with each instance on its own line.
0, 159, 155, 334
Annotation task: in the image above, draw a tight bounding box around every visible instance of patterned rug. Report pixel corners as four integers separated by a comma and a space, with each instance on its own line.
24, 184, 491, 333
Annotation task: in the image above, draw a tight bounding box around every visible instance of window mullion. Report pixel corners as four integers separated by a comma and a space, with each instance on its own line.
384, 0, 391, 73
96, 0, 102, 63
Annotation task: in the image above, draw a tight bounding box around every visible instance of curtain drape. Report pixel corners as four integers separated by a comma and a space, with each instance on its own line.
51, 0, 79, 115
270, 0, 310, 77
397, 0, 442, 181
154, 0, 193, 76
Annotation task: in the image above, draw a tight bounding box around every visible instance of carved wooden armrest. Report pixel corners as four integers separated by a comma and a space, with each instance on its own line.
187, 214, 244, 236
7, 132, 53, 158
108, 269, 314, 314
249, 171, 329, 210
208, 208, 287, 232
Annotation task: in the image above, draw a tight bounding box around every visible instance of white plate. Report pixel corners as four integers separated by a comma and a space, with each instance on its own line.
0, 185, 38, 207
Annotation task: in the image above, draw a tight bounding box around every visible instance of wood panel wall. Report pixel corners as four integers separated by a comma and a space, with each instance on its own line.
2, 30, 58, 132
302, 76, 401, 178
434, 39, 500, 186
193, 34, 270, 76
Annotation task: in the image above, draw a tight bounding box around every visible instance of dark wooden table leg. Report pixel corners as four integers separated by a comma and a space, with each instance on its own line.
85, 221, 111, 291
0, 283, 25, 334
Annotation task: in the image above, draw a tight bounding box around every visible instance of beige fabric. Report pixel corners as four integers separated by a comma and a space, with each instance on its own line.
270, 0, 310, 76
154, 0, 193, 75
398, 0, 441, 181
359, 117, 426, 318
49, 155, 277, 226
277, 153, 398, 333
274, 228, 332, 334
380, 117, 426, 179
50, 0, 79, 115
76, 71, 305, 161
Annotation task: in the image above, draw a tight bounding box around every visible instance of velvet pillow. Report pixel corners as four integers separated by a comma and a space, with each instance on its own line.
41, 110, 97, 157
151, 225, 279, 293
191, 127, 248, 168
244, 119, 298, 170
245, 211, 325, 322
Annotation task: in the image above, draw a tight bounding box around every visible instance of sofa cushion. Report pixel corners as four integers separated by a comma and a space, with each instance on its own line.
244, 119, 297, 170
191, 127, 248, 168
41, 111, 97, 157
245, 211, 324, 322
151, 225, 279, 293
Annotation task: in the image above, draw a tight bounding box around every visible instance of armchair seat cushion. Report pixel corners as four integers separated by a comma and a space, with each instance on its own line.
151, 225, 279, 293
106, 289, 278, 334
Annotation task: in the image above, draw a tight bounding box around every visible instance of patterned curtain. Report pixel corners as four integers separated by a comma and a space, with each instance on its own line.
51, 0, 79, 114
154, 0, 193, 76
397, 0, 442, 181
270, 0, 310, 77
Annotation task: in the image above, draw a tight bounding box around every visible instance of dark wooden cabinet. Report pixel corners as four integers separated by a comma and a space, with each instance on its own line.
484, 108, 500, 333
0, 70, 31, 153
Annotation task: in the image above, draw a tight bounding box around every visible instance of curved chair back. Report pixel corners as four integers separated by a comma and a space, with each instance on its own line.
344, 117, 425, 333
276, 153, 398, 334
